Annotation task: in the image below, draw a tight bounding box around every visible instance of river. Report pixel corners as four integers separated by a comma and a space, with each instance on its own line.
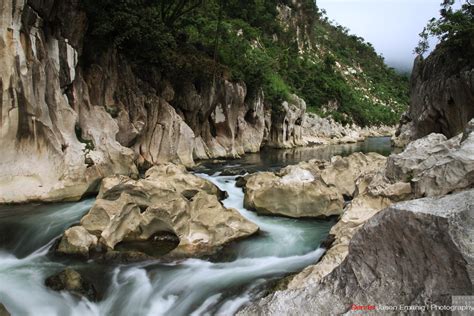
0, 137, 393, 316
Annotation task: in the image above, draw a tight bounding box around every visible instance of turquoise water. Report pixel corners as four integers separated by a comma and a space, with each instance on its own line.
0, 137, 392, 315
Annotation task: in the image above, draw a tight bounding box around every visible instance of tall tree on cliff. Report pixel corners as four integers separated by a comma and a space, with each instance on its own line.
415, 0, 474, 56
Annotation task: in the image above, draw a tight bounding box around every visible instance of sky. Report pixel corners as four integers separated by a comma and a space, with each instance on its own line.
316, 0, 444, 72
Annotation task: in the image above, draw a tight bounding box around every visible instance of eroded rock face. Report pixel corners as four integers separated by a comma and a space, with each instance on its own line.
0, 0, 138, 203
243, 152, 386, 218
265, 94, 306, 149
175, 80, 267, 160
58, 164, 258, 259
396, 48, 474, 143
303, 113, 395, 145
0, 0, 308, 203
82, 52, 267, 166
240, 190, 474, 315
387, 121, 474, 198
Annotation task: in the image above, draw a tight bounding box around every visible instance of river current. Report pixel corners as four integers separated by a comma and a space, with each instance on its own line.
0, 137, 392, 316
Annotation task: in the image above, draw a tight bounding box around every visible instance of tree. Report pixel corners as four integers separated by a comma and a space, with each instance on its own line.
415, 0, 474, 55
160, 0, 204, 27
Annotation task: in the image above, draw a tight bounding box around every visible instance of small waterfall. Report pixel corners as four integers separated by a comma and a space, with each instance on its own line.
0, 175, 331, 316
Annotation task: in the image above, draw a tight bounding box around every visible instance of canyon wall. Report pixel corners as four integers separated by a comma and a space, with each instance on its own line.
396, 47, 474, 146
0, 0, 305, 203
0, 0, 138, 203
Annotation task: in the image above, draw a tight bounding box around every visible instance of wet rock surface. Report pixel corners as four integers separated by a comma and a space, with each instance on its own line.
45, 269, 98, 301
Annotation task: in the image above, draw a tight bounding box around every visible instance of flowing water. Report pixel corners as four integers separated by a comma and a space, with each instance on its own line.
0, 138, 393, 316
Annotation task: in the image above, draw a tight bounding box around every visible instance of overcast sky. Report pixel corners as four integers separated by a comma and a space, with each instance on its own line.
317, 0, 444, 72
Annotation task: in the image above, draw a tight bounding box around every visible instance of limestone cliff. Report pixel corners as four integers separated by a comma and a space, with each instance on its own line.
0, 0, 138, 203
396, 46, 474, 145
0, 0, 305, 203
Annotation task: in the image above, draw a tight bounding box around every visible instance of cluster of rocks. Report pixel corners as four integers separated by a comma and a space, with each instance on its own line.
303, 113, 395, 145
238, 120, 474, 314
57, 164, 258, 260
0, 0, 397, 205
243, 152, 387, 218
240, 190, 474, 315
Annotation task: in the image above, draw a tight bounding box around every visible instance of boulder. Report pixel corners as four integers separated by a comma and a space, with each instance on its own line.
58, 164, 258, 258
239, 190, 474, 315
244, 168, 343, 218
316, 152, 387, 197
56, 226, 98, 258
387, 121, 474, 198
243, 153, 386, 218
45, 269, 98, 301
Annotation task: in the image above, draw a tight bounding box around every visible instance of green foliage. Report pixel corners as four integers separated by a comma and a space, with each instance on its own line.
83, 0, 408, 126
416, 0, 474, 55
282, 17, 409, 126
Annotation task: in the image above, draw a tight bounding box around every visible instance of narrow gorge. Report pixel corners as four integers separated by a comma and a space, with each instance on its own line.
0, 0, 473, 315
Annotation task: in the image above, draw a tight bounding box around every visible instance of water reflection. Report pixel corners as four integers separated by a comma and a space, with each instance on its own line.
196, 137, 396, 174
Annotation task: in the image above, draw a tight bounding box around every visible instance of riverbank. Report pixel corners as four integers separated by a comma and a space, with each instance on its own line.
239, 120, 474, 314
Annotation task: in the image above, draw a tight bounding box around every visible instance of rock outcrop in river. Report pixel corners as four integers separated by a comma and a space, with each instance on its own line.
45, 269, 98, 301
57, 164, 258, 259
240, 189, 474, 315
243, 152, 387, 218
